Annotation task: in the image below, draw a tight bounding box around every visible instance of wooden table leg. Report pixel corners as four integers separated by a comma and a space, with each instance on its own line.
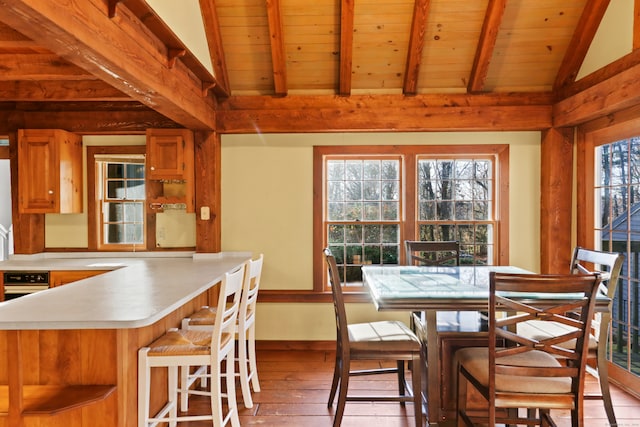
425, 310, 440, 426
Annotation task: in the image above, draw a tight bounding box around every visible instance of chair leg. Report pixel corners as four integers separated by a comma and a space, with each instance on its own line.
167, 365, 178, 427
248, 323, 261, 392
411, 355, 423, 427
597, 348, 618, 427
328, 350, 341, 407
238, 330, 254, 408
397, 360, 406, 407
226, 351, 241, 427
210, 358, 224, 427
333, 354, 350, 427
138, 349, 150, 427
180, 365, 189, 412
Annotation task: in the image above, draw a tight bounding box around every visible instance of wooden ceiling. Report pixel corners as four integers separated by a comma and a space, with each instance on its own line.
0, 0, 627, 133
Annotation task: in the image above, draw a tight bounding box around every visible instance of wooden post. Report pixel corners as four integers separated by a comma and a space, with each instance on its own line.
540, 127, 574, 273
194, 131, 221, 253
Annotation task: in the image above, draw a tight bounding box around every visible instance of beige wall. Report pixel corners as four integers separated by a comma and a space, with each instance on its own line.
221, 131, 541, 341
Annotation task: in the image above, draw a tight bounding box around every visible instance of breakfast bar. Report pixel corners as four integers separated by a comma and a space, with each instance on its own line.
0, 251, 251, 427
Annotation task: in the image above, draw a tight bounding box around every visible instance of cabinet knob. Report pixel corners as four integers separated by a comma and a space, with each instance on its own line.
48, 190, 54, 195
150, 166, 155, 171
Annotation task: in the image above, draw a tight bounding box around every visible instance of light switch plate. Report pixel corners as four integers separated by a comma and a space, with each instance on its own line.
200, 206, 210, 220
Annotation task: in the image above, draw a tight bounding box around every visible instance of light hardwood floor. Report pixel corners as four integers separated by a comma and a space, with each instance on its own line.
179, 347, 639, 426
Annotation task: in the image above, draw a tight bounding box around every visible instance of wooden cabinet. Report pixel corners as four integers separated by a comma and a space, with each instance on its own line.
146, 129, 194, 212
17, 129, 82, 214
50, 270, 109, 287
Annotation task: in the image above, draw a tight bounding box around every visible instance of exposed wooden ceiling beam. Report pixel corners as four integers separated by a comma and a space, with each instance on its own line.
217, 93, 553, 133
0, 80, 129, 101
0, 108, 177, 134
554, 61, 640, 127
553, 0, 611, 91
0, 0, 216, 130
339, 0, 354, 96
199, 0, 230, 96
266, 0, 287, 96
0, 54, 94, 80
467, 0, 507, 93
403, 0, 430, 95
554, 48, 640, 100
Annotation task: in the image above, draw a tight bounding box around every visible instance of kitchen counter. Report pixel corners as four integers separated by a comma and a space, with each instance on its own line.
0, 251, 252, 427
0, 251, 251, 330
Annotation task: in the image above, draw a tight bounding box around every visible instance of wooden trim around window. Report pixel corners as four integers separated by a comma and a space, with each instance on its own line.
86, 145, 146, 251
313, 144, 510, 294
578, 115, 640, 248
258, 289, 373, 303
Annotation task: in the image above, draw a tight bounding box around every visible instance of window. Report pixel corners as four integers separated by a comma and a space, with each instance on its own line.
416, 158, 495, 265
97, 156, 146, 249
314, 145, 509, 291
325, 157, 402, 286
592, 137, 640, 380
87, 146, 147, 251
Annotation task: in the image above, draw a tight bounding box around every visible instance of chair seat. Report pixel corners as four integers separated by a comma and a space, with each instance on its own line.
188, 304, 256, 327
456, 347, 570, 395
188, 306, 217, 326
518, 320, 598, 351
146, 329, 232, 357
348, 321, 421, 353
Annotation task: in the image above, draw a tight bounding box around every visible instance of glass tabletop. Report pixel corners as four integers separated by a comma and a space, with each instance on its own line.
362, 265, 608, 311
362, 265, 530, 298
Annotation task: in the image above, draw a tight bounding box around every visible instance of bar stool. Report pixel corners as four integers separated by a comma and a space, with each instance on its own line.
137, 263, 246, 427
182, 254, 263, 409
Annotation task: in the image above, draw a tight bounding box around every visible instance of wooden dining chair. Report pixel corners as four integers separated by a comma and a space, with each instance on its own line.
405, 240, 460, 267
405, 240, 464, 351
138, 263, 246, 427
455, 272, 601, 427
181, 254, 264, 409
517, 246, 624, 427
323, 248, 423, 427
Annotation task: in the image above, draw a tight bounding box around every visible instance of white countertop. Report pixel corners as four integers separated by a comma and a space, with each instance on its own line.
0, 252, 251, 330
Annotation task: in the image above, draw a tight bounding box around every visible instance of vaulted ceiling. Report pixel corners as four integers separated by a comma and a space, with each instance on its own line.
0, 0, 632, 133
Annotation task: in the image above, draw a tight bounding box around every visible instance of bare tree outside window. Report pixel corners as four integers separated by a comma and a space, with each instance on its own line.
595, 137, 640, 378
417, 158, 494, 265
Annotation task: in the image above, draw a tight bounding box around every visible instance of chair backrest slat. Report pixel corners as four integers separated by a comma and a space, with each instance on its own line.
240, 254, 263, 325
570, 246, 624, 299
488, 272, 601, 405
404, 240, 460, 266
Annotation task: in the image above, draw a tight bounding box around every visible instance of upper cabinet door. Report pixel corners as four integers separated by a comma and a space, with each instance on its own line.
146, 129, 192, 180
145, 129, 195, 212
18, 129, 82, 214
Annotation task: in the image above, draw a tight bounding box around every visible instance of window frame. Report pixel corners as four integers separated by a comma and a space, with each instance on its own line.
97, 157, 146, 251
313, 144, 510, 293
87, 145, 148, 251
578, 118, 640, 395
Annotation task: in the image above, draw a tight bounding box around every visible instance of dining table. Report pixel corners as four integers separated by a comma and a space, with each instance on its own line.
361, 264, 611, 426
